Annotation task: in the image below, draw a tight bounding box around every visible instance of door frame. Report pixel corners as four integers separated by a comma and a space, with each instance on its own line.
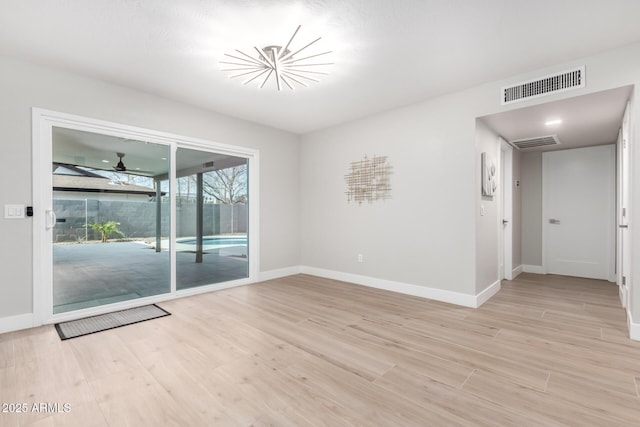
500, 138, 514, 280
618, 102, 632, 307
32, 108, 260, 325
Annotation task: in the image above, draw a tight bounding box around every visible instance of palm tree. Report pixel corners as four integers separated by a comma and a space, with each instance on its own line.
88, 221, 124, 243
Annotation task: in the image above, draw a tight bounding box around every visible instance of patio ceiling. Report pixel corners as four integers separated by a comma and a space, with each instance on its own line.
52, 127, 246, 178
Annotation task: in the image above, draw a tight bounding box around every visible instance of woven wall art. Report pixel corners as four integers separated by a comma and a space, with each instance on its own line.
345, 155, 392, 204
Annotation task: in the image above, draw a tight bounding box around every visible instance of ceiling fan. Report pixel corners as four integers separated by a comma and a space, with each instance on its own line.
113, 152, 127, 171
111, 152, 155, 176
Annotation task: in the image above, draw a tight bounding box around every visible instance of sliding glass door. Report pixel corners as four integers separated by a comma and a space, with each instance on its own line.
34, 109, 258, 323
52, 127, 171, 313
175, 147, 249, 290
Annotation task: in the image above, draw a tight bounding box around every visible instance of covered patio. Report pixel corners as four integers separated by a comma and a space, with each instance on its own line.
53, 240, 248, 313
52, 127, 251, 315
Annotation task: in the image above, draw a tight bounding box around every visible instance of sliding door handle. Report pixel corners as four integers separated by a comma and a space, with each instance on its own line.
45, 209, 57, 230
619, 224, 629, 229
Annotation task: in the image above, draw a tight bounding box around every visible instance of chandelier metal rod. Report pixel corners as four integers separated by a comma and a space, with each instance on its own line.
221, 25, 331, 90
259, 69, 273, 88
281, 71, 310, 86
243, 68, 271, 85
225, 52, 264, 67
280, 73, 295, 90
281, 50, 332, 65
228, 69, 266, 79
279, 25, 301, 59
282, 70, 319, 83
279, 37, 321, 62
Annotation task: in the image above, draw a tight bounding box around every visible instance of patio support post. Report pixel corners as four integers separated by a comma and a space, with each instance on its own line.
196, 172, 203, 263
155, 181, 162, 253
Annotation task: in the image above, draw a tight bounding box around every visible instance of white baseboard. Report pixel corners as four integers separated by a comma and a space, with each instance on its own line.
522, 264, 545, 274
512, 265, 523, 279
619, 285, 628, 309
0, 313, 34, 335
476, 280, 501, 307
629, 310, 640, 341
258, 266, 302, 282
300, 266, 492, 308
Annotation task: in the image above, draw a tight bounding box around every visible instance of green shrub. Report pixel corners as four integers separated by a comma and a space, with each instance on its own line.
87, 221, 124, 243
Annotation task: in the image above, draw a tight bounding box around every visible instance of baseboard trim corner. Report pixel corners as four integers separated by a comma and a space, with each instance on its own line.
512, 265, 523, 279
629, 310, 640, 341
476, 280, 501, 307
0, 312, 35, 335
300, 266, 479, 308
619, 285, 628, 309
522, 264, 545, 274
258, 266, 302, 282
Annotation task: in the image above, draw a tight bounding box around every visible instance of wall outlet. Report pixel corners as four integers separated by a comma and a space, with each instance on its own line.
357, 254, 364, 263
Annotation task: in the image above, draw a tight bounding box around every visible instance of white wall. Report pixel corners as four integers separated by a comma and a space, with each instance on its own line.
512, 149, 522, 271
300, 41, 640, 314
521, 152, 543, 268
300, 90, 479, 299
475, 121, 500, 293
0, 55, 300, 324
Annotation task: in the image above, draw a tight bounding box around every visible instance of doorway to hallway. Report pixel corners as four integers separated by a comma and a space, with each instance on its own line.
478, 85, 631, 285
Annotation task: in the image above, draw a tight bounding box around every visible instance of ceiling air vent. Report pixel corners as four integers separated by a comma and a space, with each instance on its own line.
510, 135, 560, 150
501, 66, 585, 105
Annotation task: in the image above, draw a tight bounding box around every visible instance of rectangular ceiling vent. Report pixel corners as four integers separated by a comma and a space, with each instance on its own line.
501, 66, 585, 105
510, 135, 560, 150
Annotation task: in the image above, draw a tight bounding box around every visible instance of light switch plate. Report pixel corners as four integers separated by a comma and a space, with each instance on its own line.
4, 204, 25, 219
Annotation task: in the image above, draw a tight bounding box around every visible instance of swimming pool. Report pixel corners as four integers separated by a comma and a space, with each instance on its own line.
176, 236, 247, 249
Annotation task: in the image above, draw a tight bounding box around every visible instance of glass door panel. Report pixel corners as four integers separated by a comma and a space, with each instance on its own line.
52, 127, 171, 314
175, 147, 249, 290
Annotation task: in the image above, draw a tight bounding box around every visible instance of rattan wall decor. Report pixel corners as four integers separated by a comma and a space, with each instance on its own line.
345, 155, 392, 204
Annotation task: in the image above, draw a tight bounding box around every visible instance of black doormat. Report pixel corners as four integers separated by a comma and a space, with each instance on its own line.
54, 304, 170, 340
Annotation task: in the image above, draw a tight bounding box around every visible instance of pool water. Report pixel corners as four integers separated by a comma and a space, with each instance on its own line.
177, 236, 247, 246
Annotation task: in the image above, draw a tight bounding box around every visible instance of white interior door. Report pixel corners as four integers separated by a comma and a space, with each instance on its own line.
543, 145, 615, 281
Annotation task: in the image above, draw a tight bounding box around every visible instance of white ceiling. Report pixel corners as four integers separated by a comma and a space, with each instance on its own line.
480, 85, 633, 152
2, 1, 640, 134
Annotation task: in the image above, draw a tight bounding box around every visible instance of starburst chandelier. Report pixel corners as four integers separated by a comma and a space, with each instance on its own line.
221, 25, 332, 91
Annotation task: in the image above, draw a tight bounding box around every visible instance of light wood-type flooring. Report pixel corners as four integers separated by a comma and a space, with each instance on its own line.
1, 273, 639, 426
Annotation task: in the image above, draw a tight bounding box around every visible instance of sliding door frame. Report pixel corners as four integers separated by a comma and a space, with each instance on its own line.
32, 108, 260, 325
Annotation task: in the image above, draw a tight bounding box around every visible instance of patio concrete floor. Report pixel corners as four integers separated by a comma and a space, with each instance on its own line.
53, 241, 248, 313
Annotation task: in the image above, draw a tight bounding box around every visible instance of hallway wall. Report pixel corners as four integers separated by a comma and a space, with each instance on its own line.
512, 149, 523, 272
521, 152, 543, 270
475, 121, 501, 294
